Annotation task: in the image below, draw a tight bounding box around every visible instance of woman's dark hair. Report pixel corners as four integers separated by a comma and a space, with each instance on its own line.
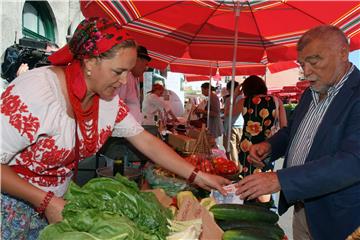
201, 82, 216, 91
242, 75, 267, 97
226, 81, 239, 91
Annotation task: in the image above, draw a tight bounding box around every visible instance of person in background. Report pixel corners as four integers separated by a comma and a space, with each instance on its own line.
194, 82, 223, 145
16, 42, 59, 77
117, 45, 150, 123
232, 75, 287, 203
142, 83, 179, 126
235, 25, 360, 239
0, 18, 230, 239
153, 80, 185, 118
223, 81, 244, 165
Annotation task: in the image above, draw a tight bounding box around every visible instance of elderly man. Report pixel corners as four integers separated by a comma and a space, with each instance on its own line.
236, 25, 360, 239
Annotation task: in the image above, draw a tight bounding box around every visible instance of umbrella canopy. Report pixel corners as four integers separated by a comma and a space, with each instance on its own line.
81, 0, 360, 63
184, 74, 210, 82
148, 50, 300, 75
148, 50, 268, 76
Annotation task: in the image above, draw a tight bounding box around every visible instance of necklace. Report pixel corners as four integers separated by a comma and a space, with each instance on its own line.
65, 61, 99, 155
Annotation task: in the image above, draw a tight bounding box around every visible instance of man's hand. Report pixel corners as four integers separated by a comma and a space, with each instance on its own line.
247, 142, 272, 168
235, 172, 281, 200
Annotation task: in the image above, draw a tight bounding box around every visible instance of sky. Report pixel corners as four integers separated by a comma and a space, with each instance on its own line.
350, 50, 360, 69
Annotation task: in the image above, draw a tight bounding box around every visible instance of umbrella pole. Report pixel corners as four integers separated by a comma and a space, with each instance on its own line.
226, 0, 241, 155
206, 64, 213, 129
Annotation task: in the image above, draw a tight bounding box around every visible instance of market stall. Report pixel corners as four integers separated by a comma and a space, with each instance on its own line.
38, 174, 287, 240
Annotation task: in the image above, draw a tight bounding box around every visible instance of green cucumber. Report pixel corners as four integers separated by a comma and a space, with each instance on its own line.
210, 204, 279, 224
222, 229, 280, 240
216, 220, 285, 238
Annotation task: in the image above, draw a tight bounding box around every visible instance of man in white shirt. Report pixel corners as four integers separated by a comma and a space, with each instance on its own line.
142, 84, 178, 126
118, 45, 151, 123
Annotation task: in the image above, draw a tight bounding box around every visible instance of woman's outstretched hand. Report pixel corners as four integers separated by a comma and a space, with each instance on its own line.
194, 172, 231, 195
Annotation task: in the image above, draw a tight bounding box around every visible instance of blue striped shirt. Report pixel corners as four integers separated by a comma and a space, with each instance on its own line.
287, 64, 354, 167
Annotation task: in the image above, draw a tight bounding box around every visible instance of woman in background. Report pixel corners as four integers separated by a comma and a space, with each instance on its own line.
232, 75, 287, 201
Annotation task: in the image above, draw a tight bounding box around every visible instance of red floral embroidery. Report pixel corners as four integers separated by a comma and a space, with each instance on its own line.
18, 149, 34, 165
21, 113, 40, 141
100, 125, 112, 145
115, 98, 128, 123
16, 136, 72, 187
1, 85, 40, 142
76, 125, 112, 158
1, 94, 21, 114
9, 114, 22, 132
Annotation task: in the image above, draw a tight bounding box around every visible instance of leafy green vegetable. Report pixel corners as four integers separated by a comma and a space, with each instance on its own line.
39, 211, 154, 240
40, 174, 172, 239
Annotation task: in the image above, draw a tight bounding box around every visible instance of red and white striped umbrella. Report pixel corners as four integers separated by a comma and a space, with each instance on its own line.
81, 0, 360, 63
148, 49, 299, 75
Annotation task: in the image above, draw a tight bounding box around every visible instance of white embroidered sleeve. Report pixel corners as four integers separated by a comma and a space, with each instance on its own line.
1, 85, 35, 164
112, 113, 144, 138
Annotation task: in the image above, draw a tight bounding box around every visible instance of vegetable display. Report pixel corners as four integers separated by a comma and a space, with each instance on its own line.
210, 204, 279, 224
216, 220, 285, 238
210, 203, 285, 240
39, 175, 172, 240
222, 229, 280, 240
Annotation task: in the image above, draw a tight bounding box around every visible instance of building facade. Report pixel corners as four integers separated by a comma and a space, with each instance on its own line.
0, 0, 83, 82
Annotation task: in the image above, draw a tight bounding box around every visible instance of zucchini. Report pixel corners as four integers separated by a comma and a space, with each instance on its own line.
216, 220, 284, 238
222, 229, 280, 240
210, 204, 279, 224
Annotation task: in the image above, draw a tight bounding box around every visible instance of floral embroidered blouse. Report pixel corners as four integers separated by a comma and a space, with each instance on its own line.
0, 67, 144, 196
239, 95, 277, 174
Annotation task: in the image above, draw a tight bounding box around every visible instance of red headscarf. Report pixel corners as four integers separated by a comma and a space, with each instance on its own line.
49, 17, 132, 100
49, 17, 133, 155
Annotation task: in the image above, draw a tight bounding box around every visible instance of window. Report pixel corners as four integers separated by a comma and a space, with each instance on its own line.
22, 1, 55, 42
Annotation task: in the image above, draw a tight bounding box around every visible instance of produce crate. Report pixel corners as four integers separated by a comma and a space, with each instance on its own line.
167, 133, 197, 152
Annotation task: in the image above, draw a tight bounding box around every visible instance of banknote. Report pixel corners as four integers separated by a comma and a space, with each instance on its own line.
210, 183, 243, 204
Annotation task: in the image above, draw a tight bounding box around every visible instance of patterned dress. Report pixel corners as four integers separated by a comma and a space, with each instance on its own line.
238, 95, 277, 176
0, 67, 144, 239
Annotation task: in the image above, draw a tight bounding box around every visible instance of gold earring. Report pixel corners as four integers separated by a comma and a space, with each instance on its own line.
86, 70, 91, 77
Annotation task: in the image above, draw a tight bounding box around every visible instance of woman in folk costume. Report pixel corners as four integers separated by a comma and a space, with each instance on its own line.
0, 18, 230, 239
